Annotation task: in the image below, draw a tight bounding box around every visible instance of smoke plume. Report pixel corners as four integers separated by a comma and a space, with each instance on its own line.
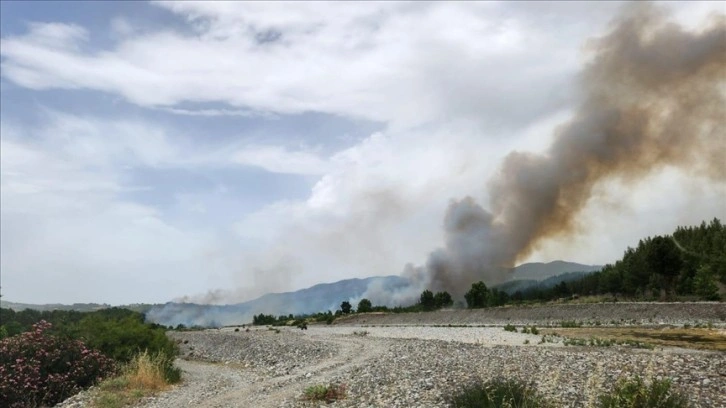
401, 3, 726, 297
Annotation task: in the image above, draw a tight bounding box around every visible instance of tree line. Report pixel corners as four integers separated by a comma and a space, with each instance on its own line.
0, 307, 178, 362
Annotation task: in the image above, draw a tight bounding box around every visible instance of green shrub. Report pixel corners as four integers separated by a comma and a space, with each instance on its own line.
597, 376, 689, 408
449, 377, 551, 408
563, 337, 588, 346
76, 314, 178, 364
503, 324, 517, 332
0, 321, 116, 408
303, 383, 347, 402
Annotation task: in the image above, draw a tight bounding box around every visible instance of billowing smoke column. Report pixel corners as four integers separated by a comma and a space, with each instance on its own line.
150, 4, 725, 323
382, 4, 726, 299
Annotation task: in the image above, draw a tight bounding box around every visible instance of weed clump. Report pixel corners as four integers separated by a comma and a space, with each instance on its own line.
597, 376, 689, 408
449, 377, 552, 408
92, 351, 181, 408
303, 383, 347, 403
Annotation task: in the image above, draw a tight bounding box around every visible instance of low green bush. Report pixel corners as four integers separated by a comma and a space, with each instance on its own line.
449, 377, 552, 408
303, 383, 347, 402
597, 376, 689, 408
76, 314, 178, 365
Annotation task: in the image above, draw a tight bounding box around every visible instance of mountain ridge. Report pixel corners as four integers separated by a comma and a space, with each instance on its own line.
2, 260, 600, 327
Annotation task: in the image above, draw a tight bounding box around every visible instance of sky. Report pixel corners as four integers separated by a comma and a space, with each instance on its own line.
1, 1, 724, 305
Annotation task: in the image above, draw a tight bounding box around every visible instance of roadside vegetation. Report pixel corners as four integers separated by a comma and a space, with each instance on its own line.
0, 320, 115, 407
446, 375, 689, 408
597, 376, 689, 408
0, 308, 181, 407
91, 351, 180, 408
449, 377, 552, 408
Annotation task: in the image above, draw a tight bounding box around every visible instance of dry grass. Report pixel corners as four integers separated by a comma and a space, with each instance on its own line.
125, 351, 170, 391
92, 351, 177, 408
543, 327, 726, 351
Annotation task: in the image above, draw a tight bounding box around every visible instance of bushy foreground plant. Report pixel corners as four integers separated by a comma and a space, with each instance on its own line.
92, 350, 181, 408
75, 314, 178, 364
449, 377, 552, 408
0, 321, 116, 408
303, 383, 347, 402
597, 376, 689, 408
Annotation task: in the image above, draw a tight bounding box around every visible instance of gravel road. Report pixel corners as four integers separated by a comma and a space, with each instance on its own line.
127, 324, 725, 408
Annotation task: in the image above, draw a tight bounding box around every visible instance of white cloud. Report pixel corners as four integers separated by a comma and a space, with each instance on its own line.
0, 2, 633, 129
24, 22, 88, 50
232, 145, 330, 175
159, 107, 261, 117
0, 115, 247, 304
1, 2, 724, 306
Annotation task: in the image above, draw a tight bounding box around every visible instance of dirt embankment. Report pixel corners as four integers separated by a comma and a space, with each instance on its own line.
333, 302, 726, 326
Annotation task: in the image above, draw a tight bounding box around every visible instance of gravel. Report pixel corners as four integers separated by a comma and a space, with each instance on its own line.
335, 302, 726, 327
310, 326, 548, 346
129, 327, 724, 408
318, 336, 725, 408
168, 327, 339, 377
56, 305, 726, 408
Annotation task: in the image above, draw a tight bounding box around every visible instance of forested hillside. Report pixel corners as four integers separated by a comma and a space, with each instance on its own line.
563, 219, 725, 300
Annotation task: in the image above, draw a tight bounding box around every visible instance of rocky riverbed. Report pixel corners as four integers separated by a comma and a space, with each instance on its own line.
57, 303, 726, 408
334, 302, 726, 327
136, 325, 724, 408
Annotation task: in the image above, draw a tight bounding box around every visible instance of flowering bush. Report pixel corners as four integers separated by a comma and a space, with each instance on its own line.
0, 320, 116, 407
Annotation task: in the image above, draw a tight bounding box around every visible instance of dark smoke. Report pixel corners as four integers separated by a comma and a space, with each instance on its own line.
410, 3, 726, 297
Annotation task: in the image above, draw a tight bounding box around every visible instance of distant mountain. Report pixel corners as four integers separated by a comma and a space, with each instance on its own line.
145, 275, 410, 328
3, 260, 600, 328
496, 270, 597, 295
509, 261, 601, 281
497, 261, 601, 294
0, 301, 112, 312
